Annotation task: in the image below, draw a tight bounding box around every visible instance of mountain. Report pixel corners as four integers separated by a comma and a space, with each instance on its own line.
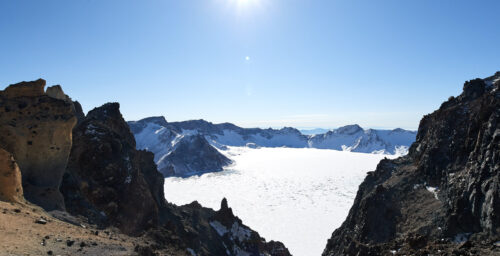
128, 119, 416, 177
0, 80, 291, 256
309, 125, 415, 155
323, 72, 500, 255
158, 134, 232, 177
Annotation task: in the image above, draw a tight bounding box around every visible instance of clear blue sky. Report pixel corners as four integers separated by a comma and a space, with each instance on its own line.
1, 0, 499, 130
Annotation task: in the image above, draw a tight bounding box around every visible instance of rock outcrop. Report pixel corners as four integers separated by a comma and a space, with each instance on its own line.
150, 198, 291, 256
62, 103, 162, 235
0, 148, 23, 203
323, 72, 500, 255
0, 79, 77, 210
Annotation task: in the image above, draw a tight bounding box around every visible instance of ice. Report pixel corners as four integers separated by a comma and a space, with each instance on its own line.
164, 147, 396, 256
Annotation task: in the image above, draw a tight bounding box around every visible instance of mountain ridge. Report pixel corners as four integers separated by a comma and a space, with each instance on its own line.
128, 118, 416, 177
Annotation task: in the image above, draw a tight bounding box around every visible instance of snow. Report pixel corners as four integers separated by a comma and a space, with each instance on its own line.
210, 221, 228, 236
187, 248, 196, 256
164, 147, 396, 256
454, 233, 471, 243
230, 222, 251, 242
131, 120, 416, 175
426, 186, 439, 200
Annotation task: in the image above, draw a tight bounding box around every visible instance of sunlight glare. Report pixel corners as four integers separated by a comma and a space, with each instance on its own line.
227, 0, 262, 13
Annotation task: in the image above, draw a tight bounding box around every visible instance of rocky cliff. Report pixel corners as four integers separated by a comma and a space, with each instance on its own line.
0, 79, 77, 210
61, 103, 164, 235
323, 73, 500, 255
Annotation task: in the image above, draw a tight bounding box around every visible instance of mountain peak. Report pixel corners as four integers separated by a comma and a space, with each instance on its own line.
335, 124, 363, 135
137, 116, 168, 126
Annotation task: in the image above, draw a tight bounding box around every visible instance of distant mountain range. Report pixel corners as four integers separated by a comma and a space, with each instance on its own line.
128, 118, 416, 177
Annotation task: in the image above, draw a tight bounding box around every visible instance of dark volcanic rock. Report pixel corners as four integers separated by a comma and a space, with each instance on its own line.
323, 72, 500, 255
149, 198, 291, 256
61, 103, 161, 235
159, 134, 232, 177
0, 79, 77, 210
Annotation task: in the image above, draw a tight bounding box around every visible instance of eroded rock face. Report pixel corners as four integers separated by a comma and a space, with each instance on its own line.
323, 73, 500, 255
0, 79, 76, 210
0, 148, 23, 203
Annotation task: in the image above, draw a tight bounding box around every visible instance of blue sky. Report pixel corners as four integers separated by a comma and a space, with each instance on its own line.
1, 0, 499, 130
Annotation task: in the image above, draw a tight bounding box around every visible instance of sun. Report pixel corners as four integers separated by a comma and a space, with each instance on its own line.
228, 0, 262, 11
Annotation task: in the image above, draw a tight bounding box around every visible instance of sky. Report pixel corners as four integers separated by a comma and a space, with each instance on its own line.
0, 0, 499, 130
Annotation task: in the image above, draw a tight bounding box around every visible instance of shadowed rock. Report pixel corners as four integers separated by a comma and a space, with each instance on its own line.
323, 73, 500, 255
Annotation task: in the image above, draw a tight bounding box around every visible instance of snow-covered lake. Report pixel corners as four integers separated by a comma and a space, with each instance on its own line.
164, 147, 396, 256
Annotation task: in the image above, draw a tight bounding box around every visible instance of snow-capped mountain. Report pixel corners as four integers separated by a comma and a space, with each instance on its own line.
308, 125, 414, 155
128, 117, 416, 177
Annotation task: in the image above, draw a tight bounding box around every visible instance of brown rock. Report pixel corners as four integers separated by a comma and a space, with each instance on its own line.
0, 148, 23, 202
2, 79, 45, 98
0, 80, 77, 210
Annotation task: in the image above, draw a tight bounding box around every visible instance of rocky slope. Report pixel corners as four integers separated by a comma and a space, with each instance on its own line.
129, 118, 415, 177
323, 72, 500, 255
0, 80, 290, 256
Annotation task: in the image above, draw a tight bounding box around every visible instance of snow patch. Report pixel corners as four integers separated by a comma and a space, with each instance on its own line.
210, 221, 228, 236
187, 248, 196, 256
230, 222, 251, 242
454, 233, 471, 243
426, 186, 439, 200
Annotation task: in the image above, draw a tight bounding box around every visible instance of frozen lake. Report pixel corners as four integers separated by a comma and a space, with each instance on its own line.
164, 147, 396, 256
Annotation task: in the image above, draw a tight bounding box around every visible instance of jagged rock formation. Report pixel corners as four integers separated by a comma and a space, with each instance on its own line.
0, 148, 23, 203
62, 103, 164, 235
129, 118, 415, 177
323, 72, 500, 255
150, 198, 291, 256
0, 79, 77, 210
